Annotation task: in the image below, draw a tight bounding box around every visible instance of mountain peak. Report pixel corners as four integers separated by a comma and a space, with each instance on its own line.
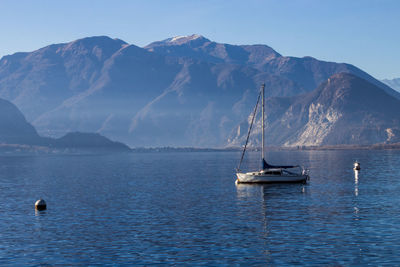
62, 36, 127, 51
145, 34, 211, 49
80, 35, 126, 44
323, 72, 374, 91
144, 34, 280, 66
311, 72, 400, 115
164, 34, 210, 45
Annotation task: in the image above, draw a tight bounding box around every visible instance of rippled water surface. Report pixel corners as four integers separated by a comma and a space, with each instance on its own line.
1, 150, 400, 265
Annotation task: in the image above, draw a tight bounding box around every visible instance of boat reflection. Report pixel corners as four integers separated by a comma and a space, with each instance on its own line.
235, 181, 308, 261
235, 182, 264, 199
236, 181, 308, 200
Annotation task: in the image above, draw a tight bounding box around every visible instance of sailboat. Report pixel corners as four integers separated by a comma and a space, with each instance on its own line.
235, 84, 309, 184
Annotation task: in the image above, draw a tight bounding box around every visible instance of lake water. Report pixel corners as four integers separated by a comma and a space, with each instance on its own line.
1, 150, 400, 265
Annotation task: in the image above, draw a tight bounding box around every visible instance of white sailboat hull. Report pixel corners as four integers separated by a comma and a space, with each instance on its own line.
236, 171, 308, 183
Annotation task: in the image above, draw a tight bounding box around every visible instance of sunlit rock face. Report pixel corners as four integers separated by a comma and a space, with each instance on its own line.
286, 104, 342, 146
0, 35, 399, 147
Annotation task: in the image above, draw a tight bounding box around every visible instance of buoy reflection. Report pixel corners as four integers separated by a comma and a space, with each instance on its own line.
354, 170, 359, 196
35, 209, 47, 216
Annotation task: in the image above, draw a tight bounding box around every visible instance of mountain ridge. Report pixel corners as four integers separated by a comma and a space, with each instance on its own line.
0, 35, 398, 147
145, 35, 399, 99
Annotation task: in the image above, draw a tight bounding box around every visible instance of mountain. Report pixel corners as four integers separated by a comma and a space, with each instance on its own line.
51, 132, 131, 151
0, 97, 130, 151
145, 34, 400, 99
145, 34, 281, 66
228, 73, 400, 146
382, 78, 400, 92
0, 36, 128, 121
0, 35, 399, 147
0, 98, 42, 145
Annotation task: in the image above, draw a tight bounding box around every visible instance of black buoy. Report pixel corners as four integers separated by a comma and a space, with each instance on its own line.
35, 199, 47, 211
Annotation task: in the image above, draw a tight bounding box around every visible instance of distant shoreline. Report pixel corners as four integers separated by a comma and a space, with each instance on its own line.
1, 143, 400, 155
131, 143, 400, 152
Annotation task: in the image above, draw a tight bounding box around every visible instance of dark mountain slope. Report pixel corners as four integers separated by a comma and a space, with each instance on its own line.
51, 132, 130, 151
0, 98, 41, 144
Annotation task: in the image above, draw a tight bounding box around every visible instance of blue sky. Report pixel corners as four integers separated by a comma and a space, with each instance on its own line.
0, 0, 398, 79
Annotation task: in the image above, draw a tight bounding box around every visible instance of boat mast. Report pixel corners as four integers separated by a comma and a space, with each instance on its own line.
236, 88, 262, 172
261, 83, 265, 169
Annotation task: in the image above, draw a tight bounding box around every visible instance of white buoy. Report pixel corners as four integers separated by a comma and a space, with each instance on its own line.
353, 161, 361, 171
35, 199, 47, 211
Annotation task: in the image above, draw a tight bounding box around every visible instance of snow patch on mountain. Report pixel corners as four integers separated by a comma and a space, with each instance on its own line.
169, 34, 203, 42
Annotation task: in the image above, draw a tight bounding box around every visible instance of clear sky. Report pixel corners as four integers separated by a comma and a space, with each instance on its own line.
0, 0, 398, 79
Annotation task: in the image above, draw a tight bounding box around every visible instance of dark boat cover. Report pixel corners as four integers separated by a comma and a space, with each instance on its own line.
263, 159, 297, 169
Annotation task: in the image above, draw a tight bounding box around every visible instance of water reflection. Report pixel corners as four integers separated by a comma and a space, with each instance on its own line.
236, 182, 308, 200
354, 170, 359, 197
235, 183, 264, 200
353, 169, 360, 222
34, 210, 47, 217
235, 183, 270, 260
235, 182, 310, 263
2, 151, 400, 265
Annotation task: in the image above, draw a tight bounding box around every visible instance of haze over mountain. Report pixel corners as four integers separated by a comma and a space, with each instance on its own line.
0, 97, 129, 151
0, 35, 398, 147
382, 78, 400, 92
